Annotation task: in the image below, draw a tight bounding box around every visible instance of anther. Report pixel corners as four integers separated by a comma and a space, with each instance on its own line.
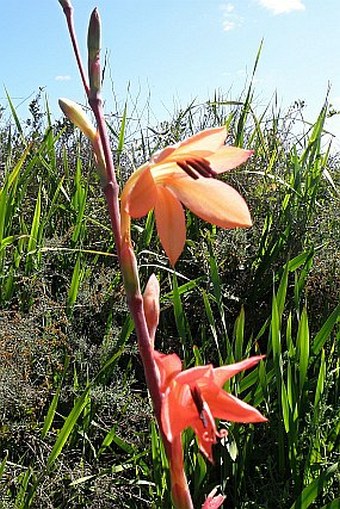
186, 157, 217, 178
177, 157, 217, 179
190, 385, 209, 428
176, 161, 199, 180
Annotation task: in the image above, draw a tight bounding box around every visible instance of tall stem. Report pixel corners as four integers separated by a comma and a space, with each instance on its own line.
89, 96, 122, 257
167, 437, 194, 509
59, 3, 194, 506
60, 2, 90, 97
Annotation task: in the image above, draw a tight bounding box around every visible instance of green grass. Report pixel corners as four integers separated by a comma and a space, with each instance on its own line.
0, 84, 339, 508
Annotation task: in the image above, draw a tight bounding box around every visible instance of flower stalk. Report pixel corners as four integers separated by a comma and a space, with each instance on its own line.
57, 2, 266, 507
58, 0, 89, 96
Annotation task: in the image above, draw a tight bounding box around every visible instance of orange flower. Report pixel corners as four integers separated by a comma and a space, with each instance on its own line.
154, 351, 267, 462
201, 488, 225, 509
120, 127, 253, 265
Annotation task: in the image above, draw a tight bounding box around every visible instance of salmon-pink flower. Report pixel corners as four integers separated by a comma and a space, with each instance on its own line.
154, 351, 267, 462
120, 127, 253, 265
201, 488, 226, 509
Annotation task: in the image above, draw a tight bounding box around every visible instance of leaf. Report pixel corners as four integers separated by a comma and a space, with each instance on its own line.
234, 306, 245, 361
312, 304, 340, 355
297, 307, 309, 390
289, 463, 339, 509
313, 349, 326, 410
319, 499, 340, 509
47, 387, 91, 467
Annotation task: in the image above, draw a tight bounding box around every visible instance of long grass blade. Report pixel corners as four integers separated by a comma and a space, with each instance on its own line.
47, 387, 91, 468
289, 462, 339, 509
312, 303, 340, 355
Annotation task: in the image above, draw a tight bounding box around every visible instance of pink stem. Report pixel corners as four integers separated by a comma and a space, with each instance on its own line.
167, 437, 194, 509
90, 96, 122, 257
60, 2, 90, 97
59, 4, 194, 507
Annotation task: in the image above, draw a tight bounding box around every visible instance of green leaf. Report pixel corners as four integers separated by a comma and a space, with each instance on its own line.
41, 387, 61, 439
319, 499, 340, 509
313, 349, 326, 410
234, 306, 245, 361
297, 307, 309, 390
47, 387, 91, 467
289, 463, 339, 509
312, 303, 340, 355
67, 254, 84, 310
5, 88, 25, 140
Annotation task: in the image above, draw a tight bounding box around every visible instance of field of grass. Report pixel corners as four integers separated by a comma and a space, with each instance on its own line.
0, 78, 339, 508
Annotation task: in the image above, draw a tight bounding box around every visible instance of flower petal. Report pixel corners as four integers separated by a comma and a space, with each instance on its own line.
162, 383, 198, 440
212, 356, 266, 387
175, 365, 212, 385
207, 146, 253, 174
201, 488, 225, 509
123, 166, 157, 218
152, 127, 227, 165
208, 391, 268, 423
154, 350, 182, 391
170, 177, 252, 229
154, 186, 186, 265
174, 127, 227, 156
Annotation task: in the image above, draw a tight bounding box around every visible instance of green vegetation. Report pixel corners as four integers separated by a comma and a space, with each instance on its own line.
0, 82, 339, 508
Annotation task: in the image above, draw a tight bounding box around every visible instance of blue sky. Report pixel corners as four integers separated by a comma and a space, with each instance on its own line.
1, 1, 340, 146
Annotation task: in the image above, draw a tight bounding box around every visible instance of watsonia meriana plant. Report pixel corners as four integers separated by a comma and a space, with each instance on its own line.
57, 1, 267, 507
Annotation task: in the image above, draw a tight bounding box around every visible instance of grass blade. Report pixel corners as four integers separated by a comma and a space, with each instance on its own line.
289, 463, 339, 509
47, 387, 91, 468
297, 307, 309, 390
312, 303, 340, 355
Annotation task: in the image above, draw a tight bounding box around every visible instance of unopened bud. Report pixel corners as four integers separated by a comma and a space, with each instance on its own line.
143, 274, 160, 346
59, 98, 97, 141
59, 98, 108, 186
87, 8, 101, 96
121, 240, 140, 297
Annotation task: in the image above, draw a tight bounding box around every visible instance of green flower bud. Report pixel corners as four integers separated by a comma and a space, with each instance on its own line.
87, 8, 101, 96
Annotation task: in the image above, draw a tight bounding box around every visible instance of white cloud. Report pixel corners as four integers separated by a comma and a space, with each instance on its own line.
224, 3, 234, 13
220, 2, 243, 32
223, 19, 236, 31
55, 75, 71, 81
256, 0, 305, 15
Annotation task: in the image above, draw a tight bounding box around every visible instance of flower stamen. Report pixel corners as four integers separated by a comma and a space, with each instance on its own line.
186, 157, 217, 178
176, 157, 217, 180
190, 384, 205, 420
176, 160, 199, 180
190, 384, 216, 435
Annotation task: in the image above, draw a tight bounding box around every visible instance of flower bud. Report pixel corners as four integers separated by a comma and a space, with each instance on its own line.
59, 98, 97, 141
87, 8, 101, 96
59, 98, 108, 186
121, 240, 140, 298
143, 274, 160, 346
